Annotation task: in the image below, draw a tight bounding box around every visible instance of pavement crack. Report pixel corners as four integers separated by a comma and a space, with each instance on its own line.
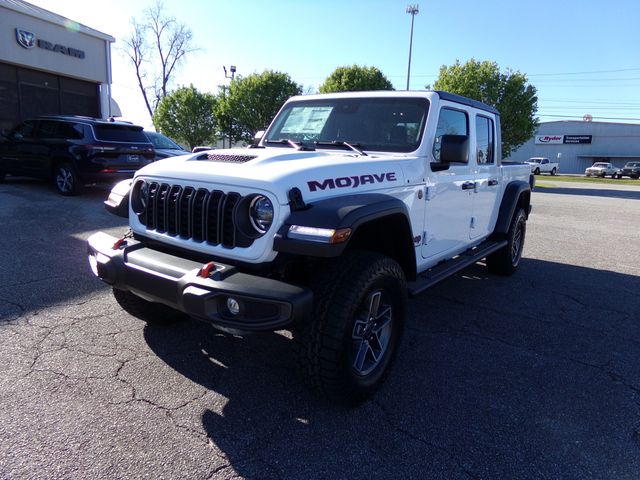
372, 400, 480, 480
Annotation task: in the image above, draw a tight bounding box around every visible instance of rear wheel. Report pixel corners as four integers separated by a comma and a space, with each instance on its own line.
551, 167, 557, 176
487, 208, 527, 276
54, 162, 82, 196
293, 251, 406, 406
534, 168, 540, 175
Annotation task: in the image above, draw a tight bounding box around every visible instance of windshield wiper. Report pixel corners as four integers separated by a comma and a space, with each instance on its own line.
264, 139, 315, 151
314, 141, 368, 156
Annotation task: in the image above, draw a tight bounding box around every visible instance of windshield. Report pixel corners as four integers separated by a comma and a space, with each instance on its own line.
625, 162, 640, 167
529, 158, 542, 163
146, 131, 184, 150
265, 97, 429, 153
592, 163, 608, 167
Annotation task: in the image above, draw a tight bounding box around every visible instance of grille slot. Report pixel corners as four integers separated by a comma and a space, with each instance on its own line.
139, 182, 254, 249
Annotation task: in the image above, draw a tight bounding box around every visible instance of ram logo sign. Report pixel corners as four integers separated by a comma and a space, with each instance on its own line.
15, 28, 36, 49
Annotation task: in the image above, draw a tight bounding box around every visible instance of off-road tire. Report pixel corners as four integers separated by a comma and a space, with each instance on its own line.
54, 161, 83, 196
551, 167, 557, 176
112, 287, 186, 324
293, 251, 407, 406
487, 208, 527, 276
534, 168, 540, 175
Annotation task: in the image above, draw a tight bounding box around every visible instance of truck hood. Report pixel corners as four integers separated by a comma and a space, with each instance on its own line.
136, 147, 416, 204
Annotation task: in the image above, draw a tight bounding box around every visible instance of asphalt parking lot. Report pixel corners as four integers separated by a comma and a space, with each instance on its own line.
1, 177, 639, 480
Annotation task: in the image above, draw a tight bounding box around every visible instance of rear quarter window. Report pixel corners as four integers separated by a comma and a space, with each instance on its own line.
93, 125, 149, 143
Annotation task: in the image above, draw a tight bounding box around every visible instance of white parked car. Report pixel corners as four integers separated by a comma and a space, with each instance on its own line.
585, 162, 619, 178
527, 157, 559, 175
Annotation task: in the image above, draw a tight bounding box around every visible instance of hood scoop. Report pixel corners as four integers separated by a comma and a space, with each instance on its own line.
196, 153, 258, 163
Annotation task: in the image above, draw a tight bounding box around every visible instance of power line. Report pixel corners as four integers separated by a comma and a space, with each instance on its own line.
528, 67, 640, 77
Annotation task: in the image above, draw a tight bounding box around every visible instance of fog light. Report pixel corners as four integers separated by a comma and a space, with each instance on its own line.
226, 297, 240, 315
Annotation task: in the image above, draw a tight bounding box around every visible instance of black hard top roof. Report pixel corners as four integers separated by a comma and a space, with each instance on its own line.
435, 91, 500, 115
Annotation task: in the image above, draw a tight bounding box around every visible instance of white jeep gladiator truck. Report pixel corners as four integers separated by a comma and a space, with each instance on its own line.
88, 91, 533, 405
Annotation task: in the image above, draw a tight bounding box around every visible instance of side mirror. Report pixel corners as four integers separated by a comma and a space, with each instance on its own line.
104, 179, 132, 218
253, 130, 265, 145
430, 134, 469, 172
11, 132, 24, 141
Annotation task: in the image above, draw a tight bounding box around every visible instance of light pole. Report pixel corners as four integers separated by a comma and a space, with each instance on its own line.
406, 4, 419, 91
222, 66, 237, 148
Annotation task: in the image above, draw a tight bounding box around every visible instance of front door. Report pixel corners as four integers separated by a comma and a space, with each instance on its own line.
422, 106, 474, 259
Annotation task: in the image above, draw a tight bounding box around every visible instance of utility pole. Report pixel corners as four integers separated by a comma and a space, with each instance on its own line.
406, 4, 419, 91
222, 66, 237, 148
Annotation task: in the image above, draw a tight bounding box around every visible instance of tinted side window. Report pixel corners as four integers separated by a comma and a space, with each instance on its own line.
37, 120, 59, 138
433, 108, 468, 162
58, 122, 85, 140
13, 121, 37, 138
93, 125, 149, 143
475, 115, 494, 164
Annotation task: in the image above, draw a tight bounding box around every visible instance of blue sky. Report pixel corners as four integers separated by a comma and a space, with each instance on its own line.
28, 0, 640, 128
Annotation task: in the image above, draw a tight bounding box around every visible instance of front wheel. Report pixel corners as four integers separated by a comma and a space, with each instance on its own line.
487, 208, 527, 276
54, 162, 82, 196
293, 251, 407, 406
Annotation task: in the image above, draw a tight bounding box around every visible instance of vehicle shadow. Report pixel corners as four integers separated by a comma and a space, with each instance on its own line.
0, 178, 127, 321
535, 184, 640, 200
142, 258, 640, 479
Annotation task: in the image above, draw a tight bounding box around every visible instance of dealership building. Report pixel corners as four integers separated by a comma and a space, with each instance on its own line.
0, 0, 116, 131
508, 120, 640, 174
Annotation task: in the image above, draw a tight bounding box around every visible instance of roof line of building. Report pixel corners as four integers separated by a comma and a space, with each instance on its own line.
576, 154, 640, 158
0, 0, 115, 42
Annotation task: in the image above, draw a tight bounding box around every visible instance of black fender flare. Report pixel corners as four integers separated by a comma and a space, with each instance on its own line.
274, 193, 415, 259
493, 180, 531, 236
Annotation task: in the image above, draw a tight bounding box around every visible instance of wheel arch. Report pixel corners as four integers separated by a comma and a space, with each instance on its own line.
492, 181, 531, 236
274, 193, 417, 280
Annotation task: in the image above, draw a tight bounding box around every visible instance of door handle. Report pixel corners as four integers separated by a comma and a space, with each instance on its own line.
488, 179, 498, 186
461, 181, 475, 190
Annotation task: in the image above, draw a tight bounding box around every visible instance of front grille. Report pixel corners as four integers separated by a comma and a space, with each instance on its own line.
140, 182, 253, 248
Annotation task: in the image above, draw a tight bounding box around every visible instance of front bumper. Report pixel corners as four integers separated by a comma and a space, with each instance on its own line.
87, 232, 313, 332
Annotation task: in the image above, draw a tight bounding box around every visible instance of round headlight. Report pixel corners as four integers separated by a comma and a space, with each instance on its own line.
131, 180, 148, 214
249, 195, 274, 233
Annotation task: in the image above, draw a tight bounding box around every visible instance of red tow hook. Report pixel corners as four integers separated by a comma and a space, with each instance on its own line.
112, 237, 126, 250
198, 261, 216, 278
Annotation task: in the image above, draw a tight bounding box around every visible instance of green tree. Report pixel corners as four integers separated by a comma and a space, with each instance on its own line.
432, 59, 538, 158
319, 65, 394, 93
215, 71, 302, 144
152, 85, 217, 150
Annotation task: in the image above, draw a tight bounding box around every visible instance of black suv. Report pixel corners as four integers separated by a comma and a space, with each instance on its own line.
618, 161, 640, 179
0, 116, 154, 195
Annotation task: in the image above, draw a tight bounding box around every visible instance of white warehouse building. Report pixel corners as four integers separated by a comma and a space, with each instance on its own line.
508, 120, 640, 174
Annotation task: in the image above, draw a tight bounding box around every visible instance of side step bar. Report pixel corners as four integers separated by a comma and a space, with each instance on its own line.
407, 239, 508, 296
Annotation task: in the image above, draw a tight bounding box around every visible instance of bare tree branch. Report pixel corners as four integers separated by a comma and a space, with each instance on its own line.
120, 0, 198, 117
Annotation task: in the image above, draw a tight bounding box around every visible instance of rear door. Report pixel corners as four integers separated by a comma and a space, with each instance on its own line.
470, 114, 500, 240
422, 105, 475, 259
